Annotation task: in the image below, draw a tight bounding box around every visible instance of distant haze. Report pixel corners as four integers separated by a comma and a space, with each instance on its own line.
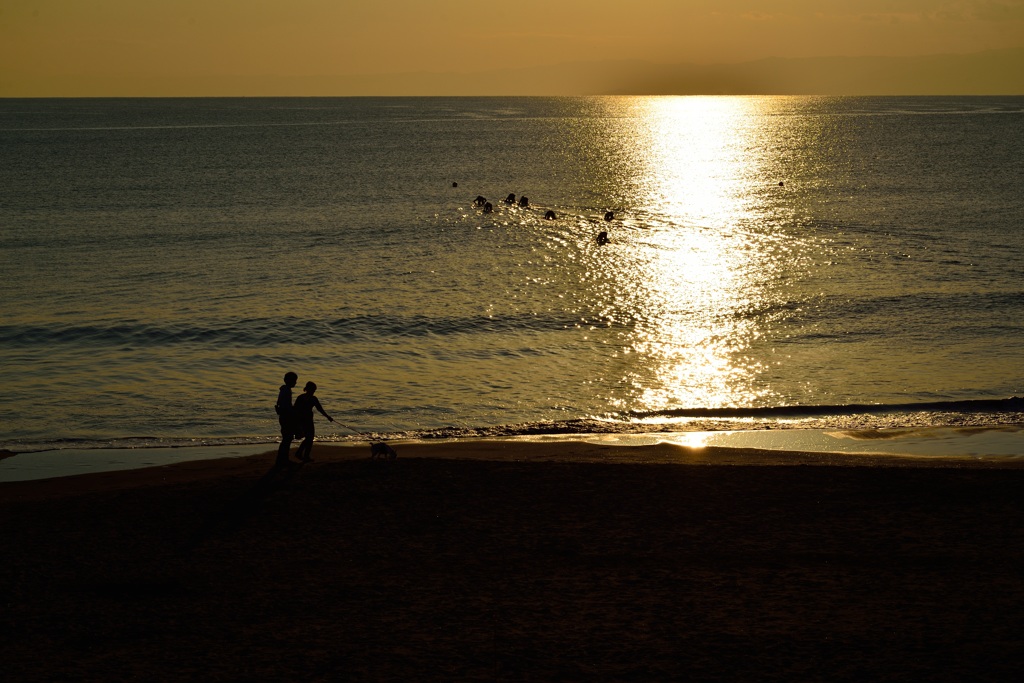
1, 0, 1023, 96
4, 50, 1022, 97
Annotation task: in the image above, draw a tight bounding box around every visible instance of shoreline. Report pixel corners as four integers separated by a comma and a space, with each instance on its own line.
1, 424, 1022, 487
4, 434, 1024, 503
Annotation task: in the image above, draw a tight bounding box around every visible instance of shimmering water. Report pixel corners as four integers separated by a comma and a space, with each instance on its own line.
1, 96, 1022, 452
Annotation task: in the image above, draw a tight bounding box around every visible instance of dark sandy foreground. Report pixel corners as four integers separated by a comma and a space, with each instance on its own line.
2, 441, 1024, 682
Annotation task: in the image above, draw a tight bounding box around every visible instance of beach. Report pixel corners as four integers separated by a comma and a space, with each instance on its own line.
4, 440, 1024, 681
4, 94, 1023, 681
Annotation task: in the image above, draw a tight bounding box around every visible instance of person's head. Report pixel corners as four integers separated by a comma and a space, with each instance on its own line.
284, 372, 298, 387
304, 381, 317, 394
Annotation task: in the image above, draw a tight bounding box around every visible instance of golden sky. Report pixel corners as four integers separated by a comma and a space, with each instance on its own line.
2, 0, 1023, 95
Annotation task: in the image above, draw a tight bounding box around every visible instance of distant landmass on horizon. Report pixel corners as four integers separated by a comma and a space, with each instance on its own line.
349, 48, 1024, 97
7, 48, 1022, 97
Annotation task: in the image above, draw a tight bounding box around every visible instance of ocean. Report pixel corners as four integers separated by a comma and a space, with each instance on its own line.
1, 96, 1022, 455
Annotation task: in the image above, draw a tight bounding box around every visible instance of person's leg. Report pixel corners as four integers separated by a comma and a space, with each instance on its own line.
297, 424, 316, 461
276, 418, 293, 465
295, 435, 309, 461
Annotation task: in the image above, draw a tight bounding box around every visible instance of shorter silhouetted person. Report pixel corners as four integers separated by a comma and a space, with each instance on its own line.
293, 381, 334, 463
597, 231, 610, 245
519, 196, 529, 207
604, 210, 614, 221
275, 371, 299, 466
483, 202, 493, 213
544, 210, 556, 220
505, 193, 516, 204
474, 195, 487, 206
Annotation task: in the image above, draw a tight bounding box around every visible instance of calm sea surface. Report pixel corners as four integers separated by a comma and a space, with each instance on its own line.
1, 96, 1022, 452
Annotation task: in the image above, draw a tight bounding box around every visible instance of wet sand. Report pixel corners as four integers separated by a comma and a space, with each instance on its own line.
3, 441, 1024, 681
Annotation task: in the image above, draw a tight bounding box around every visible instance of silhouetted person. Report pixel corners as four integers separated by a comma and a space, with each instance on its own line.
474, 195, 487, 206
483, 202, 493, 213
519, 196, 529, 207
293, 381, 334, 463
275, 371, 299, 466
604, 210, 615, 221
452, 181, 458, 187
597, 231, 610, 245
544, 210, 556, 220
505, 193, 516, 204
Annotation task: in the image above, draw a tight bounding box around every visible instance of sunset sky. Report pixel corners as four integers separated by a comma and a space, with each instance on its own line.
3, 0, 1023, 95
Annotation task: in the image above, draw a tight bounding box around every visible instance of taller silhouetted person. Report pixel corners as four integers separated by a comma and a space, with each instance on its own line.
275, 371, 299, 466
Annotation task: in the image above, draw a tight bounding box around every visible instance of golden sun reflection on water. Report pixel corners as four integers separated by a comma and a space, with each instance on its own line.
604, 97, 788, 414
637, 97, 760, 225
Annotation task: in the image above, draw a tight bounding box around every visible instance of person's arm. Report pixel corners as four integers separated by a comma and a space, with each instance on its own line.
313, 397, 334, 422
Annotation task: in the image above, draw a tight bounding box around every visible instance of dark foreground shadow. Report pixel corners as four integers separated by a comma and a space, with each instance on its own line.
183, 460, 304, 553
73, 462, 305, 600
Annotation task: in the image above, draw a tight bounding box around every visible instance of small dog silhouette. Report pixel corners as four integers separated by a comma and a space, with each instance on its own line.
370, 441, 397, 460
